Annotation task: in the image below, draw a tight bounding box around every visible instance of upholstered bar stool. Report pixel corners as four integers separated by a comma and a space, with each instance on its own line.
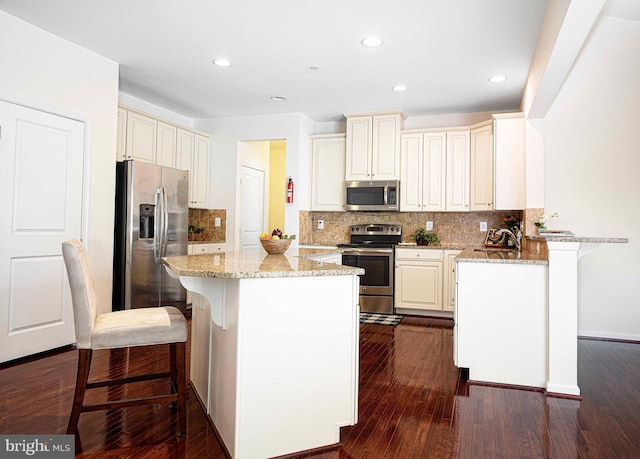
62, 239, 188, 436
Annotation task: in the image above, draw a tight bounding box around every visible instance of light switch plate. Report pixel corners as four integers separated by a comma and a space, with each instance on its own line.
318, 219, 324, 230
480, 221, 488, 232
215, 217, 221, 227
426, 221, 433, 231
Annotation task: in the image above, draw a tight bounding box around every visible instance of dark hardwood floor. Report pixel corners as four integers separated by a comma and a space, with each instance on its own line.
1, 315, 639, 458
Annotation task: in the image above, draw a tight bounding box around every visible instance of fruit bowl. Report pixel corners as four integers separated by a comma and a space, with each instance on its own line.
260, 238, 292, 255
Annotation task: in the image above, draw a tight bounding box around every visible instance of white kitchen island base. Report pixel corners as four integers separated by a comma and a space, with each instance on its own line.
163, 250, 362, 459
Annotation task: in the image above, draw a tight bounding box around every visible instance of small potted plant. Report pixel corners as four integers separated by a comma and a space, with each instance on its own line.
411, 228, 440, 246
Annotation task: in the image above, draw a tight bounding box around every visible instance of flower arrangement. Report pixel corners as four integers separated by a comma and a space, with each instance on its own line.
535, 212, 559, 229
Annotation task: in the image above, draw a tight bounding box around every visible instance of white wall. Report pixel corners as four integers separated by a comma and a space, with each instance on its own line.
119, 92, 195, 128
195, 113, 315, 250
544, 15, 640, 339
0, 11, 119, 314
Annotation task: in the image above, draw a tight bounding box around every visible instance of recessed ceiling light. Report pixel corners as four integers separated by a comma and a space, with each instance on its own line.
488, 75, 507, 83
271, 96, 286, 101
213, 58, 233, 67
361, 37, 383, 48
392, 85, 408, 92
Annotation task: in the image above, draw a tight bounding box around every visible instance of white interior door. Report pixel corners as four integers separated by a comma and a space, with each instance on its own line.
239, 166, 265, 251
0, 100, 85, 363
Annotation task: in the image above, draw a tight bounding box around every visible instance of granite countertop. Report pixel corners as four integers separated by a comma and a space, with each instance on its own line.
395, 244, 467, 250
456, 247, 548, 265
162, 247, 363, 279
525, 235, 628, 243
188, 240, 226, 245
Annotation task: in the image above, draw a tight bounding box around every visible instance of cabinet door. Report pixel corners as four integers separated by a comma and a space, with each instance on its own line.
176, 128, 194, 171
371, 114, 400, 180
125, 111, 157, 163
156, 121, 177, 168
311, 135, 345, 211
443, 250, 462, 312
445, 130, 470, 212
345, 116, 372, 180
400, 133, 423, 212
116, 107, 127, 161
494, 116, 525, 210
422, 132, 447, 211
395, 260, 443, 311
470, 124, 493, 211
191, 134, 210, 208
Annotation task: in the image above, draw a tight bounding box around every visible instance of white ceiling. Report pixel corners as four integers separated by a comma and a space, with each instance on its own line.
0, 0, 553, 122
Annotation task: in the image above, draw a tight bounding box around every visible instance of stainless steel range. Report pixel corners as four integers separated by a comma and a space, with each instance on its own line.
338, 223, 401, 314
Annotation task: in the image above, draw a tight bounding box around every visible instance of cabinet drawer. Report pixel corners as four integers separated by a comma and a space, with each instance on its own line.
395, 248, 443, 261
191, 244, 211, 255
209, 243, 225, 252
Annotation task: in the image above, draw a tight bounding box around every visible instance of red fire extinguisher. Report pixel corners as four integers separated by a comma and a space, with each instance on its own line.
286, 177, 294, 204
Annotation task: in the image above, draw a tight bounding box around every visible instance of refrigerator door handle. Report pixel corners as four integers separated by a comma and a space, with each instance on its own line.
162, 186, 169, 257
154, 187, 162, 263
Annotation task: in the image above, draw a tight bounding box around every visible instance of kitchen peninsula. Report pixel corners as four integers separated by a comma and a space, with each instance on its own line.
455, 235, 627, 397
162, 249, 363, 459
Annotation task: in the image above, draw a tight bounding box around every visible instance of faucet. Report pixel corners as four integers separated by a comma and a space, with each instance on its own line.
495, 227, 522, 252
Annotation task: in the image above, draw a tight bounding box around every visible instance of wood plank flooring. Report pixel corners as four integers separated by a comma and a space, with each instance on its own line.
1, 315, 639, 458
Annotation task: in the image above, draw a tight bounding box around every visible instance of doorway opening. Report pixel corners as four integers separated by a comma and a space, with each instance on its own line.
237, 140, 286, 251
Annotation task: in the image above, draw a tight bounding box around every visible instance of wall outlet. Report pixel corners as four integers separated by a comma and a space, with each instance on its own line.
480, 221, 488, 232
317, 219, 324, 230
214, 217, 221, 227
426, 221, 433, 231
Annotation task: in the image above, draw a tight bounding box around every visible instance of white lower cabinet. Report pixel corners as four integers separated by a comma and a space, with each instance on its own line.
395, 248, 443, 311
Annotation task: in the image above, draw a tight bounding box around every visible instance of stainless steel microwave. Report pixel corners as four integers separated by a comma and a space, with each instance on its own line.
345, 180, 400, 211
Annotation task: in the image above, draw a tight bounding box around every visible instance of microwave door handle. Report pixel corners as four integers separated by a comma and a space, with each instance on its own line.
383, 185, 388, 206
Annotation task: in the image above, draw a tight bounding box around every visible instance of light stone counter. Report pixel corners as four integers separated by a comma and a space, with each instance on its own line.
456, 247, 548, 265
162, 247, 363, 279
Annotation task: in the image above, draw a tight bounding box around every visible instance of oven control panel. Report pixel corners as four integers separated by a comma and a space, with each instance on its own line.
350, 224, 402, 236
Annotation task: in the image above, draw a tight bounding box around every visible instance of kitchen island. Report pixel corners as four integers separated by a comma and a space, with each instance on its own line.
162, 248, 363, 459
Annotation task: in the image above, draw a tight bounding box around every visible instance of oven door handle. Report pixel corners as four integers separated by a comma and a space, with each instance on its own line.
341, 248, 393, 255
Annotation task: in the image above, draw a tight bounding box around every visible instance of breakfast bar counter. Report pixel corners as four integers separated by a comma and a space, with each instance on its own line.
162, 249, 363, 459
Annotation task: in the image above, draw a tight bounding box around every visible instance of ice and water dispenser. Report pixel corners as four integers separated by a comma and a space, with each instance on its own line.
139, 204, 155, 239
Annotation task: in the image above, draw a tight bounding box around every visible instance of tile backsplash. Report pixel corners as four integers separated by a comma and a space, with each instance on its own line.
188, 208, 226, 242
299, 210, 524, 247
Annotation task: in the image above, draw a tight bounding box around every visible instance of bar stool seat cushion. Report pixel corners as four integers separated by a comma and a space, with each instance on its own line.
92, 307, 187, 350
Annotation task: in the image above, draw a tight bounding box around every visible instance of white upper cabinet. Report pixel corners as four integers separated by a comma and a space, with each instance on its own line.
423, 133, 447, 211
191, 134, 210, 209
311, 134, 346, 211
117, 106, 211, 209
156, 121, 177, 168
116, 107, 127, 162
493, 113, 525, 210
445, 130, 470, 212
400, 133, 423, 212
176, 128, 194, 172
470, 122, 494, 211
345, 111, 405, 181
125, 111, 157, 163
400, 129, 467, 212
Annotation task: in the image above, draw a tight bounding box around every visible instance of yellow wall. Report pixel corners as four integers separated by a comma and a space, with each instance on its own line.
268, 140, 286, 232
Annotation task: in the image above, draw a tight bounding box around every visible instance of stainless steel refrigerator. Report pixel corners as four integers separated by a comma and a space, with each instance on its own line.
112, 160, 189, 311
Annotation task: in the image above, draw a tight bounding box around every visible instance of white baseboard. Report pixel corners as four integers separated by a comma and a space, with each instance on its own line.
578, 329, 640, 342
